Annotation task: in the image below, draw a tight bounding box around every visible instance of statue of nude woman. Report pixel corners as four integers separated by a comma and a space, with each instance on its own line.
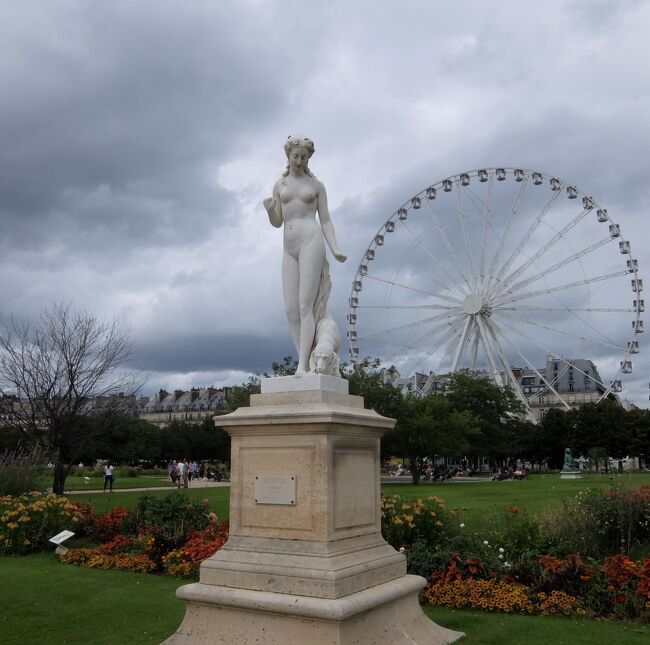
263, 135, 346, 374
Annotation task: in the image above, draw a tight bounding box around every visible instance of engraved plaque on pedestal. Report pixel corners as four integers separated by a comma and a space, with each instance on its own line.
254, 474, 296, 505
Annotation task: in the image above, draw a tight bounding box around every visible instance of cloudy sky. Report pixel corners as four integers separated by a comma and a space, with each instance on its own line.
1, 0, 649, 407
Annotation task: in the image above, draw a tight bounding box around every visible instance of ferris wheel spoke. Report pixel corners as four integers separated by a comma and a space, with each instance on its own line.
456, 183, 478, 292
494, 309, 625, 353
496, 236, 613, 299
356, 310, 465, 341
375, 242, 465, 295
409, 318, 467, 370
479, 174, 494, 285
396, 218, 468, 293
491, 188, 562, 293
494, 316, 612, 395
413, 320, 466, 377
496, 305, 635, 313
496, 206, 591, 294
363, 274, 464, 305
422, 199, 474, 291
357, 303, 459, 310
492, 270, 630, 307
488, 318, 572, 410
486, 175, 530, 291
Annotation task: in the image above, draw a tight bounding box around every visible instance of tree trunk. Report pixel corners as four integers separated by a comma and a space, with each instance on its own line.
52, 459, 68, 495
410, 455, 421, 485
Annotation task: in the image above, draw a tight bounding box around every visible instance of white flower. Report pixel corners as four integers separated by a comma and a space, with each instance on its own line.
460, 523, 466, 529
498, 554, 504, 559
399, 547, 406, 553
499, 547, 505, 554
483, 540, 489, 545
504, 562, 512, 568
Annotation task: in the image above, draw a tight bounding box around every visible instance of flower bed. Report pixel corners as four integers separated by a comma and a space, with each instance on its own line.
59, 492, 228, 579
0, 492, 87, 555
381, 484, 650, 623
0, 489, 229, 578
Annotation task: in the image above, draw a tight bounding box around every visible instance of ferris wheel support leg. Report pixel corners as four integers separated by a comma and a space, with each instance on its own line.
474, 315, 502, 386
483, 318, 535, 422
451, 317, 473, 373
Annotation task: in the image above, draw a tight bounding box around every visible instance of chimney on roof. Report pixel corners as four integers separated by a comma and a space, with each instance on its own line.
174, 390, 185, 401
191, 388, 200, 402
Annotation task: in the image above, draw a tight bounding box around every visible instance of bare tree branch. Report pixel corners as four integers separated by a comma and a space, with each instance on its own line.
0, 302, 143, 493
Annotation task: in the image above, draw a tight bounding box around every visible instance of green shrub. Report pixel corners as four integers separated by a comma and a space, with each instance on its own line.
539, 485, 650, 559
115, 466, 140, 478
485, 506, 542, 567
0, 446, 49, 496
132, 491, 210, 544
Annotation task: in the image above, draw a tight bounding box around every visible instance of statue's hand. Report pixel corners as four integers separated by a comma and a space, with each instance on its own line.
333, 251, 347, 263
263, 197, 274, 211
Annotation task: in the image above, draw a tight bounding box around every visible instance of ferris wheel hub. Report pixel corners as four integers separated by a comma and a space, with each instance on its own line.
463, 294, 484, 315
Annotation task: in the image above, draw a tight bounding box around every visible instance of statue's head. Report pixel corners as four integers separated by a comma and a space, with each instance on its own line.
282, 135, 316, 178
284, 135, 315, 159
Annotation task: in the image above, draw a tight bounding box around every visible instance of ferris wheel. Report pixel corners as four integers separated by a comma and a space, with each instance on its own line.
347, 167, 643, 413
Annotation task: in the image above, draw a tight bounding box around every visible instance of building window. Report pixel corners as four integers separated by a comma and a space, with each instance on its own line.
539, 410, 546, 420
569, 383, 574, 391
522, 377, 535, 386
538, 396, 545, 405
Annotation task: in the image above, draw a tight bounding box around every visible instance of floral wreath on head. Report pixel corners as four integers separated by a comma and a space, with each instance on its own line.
282, 135, 316, 179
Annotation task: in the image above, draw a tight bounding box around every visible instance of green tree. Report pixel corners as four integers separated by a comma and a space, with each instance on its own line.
267, 356, 298, 377
222, 376, 261, 412
445, 372, 524, 465
625, 407, 650, 468
571, 400, 628, 466
384, 393, 479, 484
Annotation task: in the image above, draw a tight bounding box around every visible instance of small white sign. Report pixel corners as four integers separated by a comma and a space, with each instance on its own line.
254, 474, 296, 505
49, 529, 75, 545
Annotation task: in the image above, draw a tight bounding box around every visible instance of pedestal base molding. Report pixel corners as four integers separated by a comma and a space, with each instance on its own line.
163, 575, 464, 644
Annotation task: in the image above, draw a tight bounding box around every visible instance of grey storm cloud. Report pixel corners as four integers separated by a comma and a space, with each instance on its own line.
1, 0, 649, 404
135, 333, 295, 375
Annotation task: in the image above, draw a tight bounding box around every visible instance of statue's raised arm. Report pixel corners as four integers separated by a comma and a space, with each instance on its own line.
262, 135, 346, 375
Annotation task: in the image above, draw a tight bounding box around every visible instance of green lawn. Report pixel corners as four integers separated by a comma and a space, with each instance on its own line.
0, 553, 185, 644
60, 475, 173, 491
74, 472, 650, 520
383, 472, 650, 524
424, 606, 649, 644
0, 554, 647, 644
72, 484, 231, 518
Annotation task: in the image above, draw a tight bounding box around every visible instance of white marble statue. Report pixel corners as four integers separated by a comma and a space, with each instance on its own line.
263, 135, 346, 375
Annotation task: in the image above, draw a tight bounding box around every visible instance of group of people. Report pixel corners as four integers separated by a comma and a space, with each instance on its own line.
167, 460, 226, 488
490, 467, 529, 481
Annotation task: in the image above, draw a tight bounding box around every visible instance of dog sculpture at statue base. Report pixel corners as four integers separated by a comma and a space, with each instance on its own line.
309, 313, 341, 376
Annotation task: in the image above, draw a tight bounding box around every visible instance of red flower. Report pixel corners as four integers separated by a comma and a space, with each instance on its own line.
507, 506, 520, 514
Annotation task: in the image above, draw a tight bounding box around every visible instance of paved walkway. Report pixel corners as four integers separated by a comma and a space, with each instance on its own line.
381, 476, 491, 484
66, 480, 230, 495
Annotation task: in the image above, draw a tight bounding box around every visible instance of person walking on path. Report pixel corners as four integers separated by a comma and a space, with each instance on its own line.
182, 459, 190, 488
177, 459, 186, 489
103, 464, 114, 492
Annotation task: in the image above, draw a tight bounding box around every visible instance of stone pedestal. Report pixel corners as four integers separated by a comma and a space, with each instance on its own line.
163, 374, 463, 644
560, 470, 582, 480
